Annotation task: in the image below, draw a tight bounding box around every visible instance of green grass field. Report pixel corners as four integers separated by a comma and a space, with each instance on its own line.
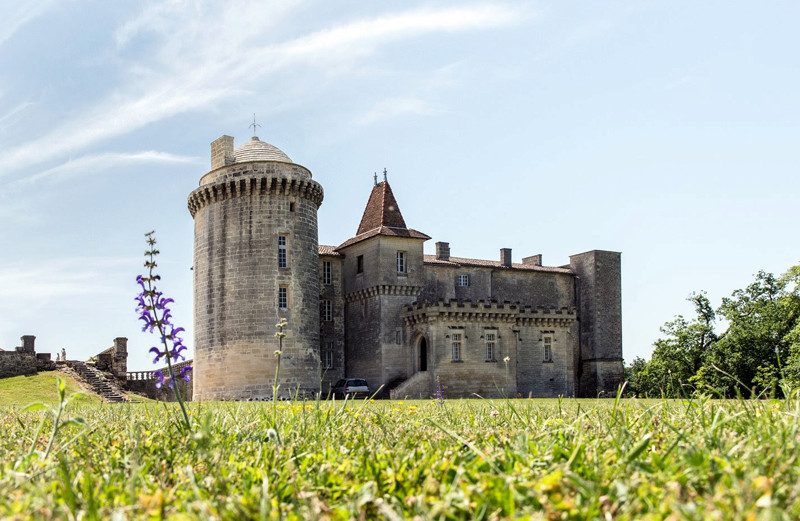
0, 372, 101, 408
1, 384, 798, 519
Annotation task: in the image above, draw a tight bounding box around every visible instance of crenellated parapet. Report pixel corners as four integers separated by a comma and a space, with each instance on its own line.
188, 164, 324, 217
404, 299, 576, 327
345, 284, 423, 303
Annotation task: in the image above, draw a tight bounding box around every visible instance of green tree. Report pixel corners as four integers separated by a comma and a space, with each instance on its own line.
632, 292, 717, 398
700, 268, 800, 397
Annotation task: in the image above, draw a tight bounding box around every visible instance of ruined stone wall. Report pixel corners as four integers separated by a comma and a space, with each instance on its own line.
0, 351, 39, 379
0, 335, 55, 379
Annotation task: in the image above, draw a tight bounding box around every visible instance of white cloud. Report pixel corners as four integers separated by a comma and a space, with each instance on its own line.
0, 3, 521, 178
15, 151, 202, 185
0, 2, 58, 47
357, 96, 433, 125
0, 258, 132, 301
0, 101, 34, 130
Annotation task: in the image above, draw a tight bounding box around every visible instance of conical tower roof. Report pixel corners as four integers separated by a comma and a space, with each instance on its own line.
337, 178, 429, 250
356, 180, 407, 234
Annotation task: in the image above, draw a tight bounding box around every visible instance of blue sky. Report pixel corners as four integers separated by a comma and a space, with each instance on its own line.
1, 1, 797, 371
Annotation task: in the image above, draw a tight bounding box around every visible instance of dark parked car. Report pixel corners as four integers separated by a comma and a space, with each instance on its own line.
332, 378, 369, 399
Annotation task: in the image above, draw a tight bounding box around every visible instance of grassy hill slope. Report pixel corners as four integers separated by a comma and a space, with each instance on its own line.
0, 371, 102, 408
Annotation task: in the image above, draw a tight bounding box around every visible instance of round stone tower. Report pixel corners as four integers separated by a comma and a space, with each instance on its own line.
188, 135, 324, 401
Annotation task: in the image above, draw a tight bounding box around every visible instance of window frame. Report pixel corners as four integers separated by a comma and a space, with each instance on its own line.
278, 286, 288, 310
543, 335, 553, 362
278, 235, 288, 269
485, 332, 496, 361
396, 251, 406, 274
322, 342, 334, 369
322, 261, 332, 285
321, 299, 332, 322
457, 274, 470, 287
451, 333, 462, 361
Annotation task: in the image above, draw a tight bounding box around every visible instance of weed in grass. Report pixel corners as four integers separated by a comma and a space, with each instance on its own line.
135, 231, 192, 431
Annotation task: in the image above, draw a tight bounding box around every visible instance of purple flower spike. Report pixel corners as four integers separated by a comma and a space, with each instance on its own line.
149, 347, 162, 364
180, 366, 193, 381
154, 370, 164, 389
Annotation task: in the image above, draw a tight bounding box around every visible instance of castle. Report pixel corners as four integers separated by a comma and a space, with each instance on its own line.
188, 135, 623, 400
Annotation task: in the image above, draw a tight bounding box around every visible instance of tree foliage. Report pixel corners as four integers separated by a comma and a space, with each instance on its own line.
627, 263, 800, 398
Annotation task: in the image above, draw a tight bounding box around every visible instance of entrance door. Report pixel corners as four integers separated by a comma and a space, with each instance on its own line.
419, 338, 428, 371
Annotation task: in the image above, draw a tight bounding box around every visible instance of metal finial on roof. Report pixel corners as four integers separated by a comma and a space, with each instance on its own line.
383, 168, 388, 183
373, 172, 378, 186
249, 113, 261, 138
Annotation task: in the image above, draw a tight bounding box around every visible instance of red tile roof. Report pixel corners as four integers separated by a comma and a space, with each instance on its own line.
337, 180, 430, 250
356, 181, 407, 235
337, 226, 430, 250
318, 245, 343, 257
423, 255, 572, 273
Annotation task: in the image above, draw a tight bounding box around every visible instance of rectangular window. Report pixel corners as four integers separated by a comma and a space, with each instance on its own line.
457, 274, 470, 287
395, 329, 402, 345
485, 332, 496, 361
278, 235, 287, 268
322, 342, 334, 369
322, 261, 332, 285
396, 251, 406, 274
356, 255, 364, 274
278, 287, 288, 310
451, 333, 462, 361
543, 335, 553, 362
321, 299, 332, 322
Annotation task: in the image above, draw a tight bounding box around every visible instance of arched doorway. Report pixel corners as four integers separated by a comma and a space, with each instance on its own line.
419, 337, 428, 372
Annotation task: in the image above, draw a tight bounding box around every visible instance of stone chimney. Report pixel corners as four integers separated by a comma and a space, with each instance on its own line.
522, 254, 542, 266
210, 135, 235, 169
435, 242, 450, 261
500, 248, 512, 268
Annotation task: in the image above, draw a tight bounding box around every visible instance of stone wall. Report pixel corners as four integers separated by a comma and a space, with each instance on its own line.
126, 360, 194, 401
0, 351, 39, 378
319, 254, 345, 393
404, 301, 577, 398
0, 335, 55, 379
94, 338, 128, 379
569, 250, 624, 397
189, 158, 324, 401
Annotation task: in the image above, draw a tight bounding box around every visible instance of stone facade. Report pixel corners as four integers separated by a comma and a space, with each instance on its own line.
189, 136, 324, 401
189, 135, 623, 400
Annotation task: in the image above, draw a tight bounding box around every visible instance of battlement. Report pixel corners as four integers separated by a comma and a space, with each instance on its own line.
188, 167, 324, 217
404, 299, 576, 326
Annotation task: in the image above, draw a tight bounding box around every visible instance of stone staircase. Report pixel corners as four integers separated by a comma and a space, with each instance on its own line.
68, 361, 129, 403
389, 371, 431, 400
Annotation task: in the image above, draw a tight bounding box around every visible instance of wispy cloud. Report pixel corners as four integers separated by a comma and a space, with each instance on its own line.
0, 3, 521, 179
0, 257, 132, 301
357, 96, 433, 125
15, 151, 202, 185
0, 2, 57, 47
0, 101, 34, 131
